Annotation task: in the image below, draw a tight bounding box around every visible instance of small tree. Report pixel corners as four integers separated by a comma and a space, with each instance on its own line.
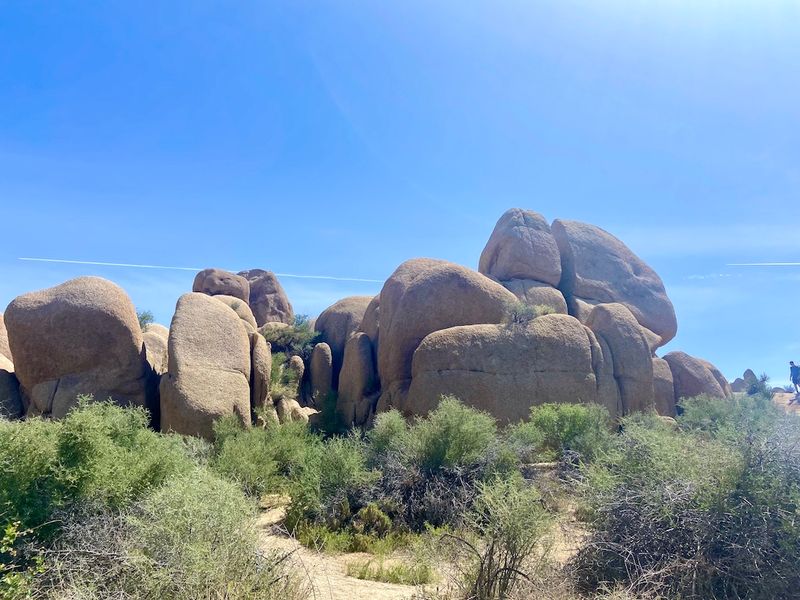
137, 310, 155, 331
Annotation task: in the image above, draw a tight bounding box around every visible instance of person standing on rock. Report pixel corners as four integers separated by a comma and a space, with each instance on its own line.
789, 361, 800, 402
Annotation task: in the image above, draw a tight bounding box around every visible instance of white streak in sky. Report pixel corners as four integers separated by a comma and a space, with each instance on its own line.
727, 263, 800, 267
17, 257, 384, 283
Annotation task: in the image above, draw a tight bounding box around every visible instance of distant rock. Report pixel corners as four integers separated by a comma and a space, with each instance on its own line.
142, 331, 168, 375
193, 268, 250, 303
663, 351, 730, 401
730, 378, 746, 393
315, 296, 373, 387
160, 293, 251, 439
309, 342, 333, 404
552, 219, 677, 349
337, 332, 378, 426
144, 323, 169, 340
5, 276, 151, 419
238, 269, 294, 326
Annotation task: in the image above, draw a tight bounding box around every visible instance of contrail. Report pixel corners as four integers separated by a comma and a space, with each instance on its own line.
727, 263, 800, 267
17, 257, 384, 283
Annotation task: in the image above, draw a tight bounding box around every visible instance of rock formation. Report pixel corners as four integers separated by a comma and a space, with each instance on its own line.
663, 351, 731, 402
193, 268, 250, 303
315, 296, 373, 387
238, 269, 294, 326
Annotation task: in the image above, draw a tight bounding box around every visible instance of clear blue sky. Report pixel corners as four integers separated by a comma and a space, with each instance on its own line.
1, 1, 799, 385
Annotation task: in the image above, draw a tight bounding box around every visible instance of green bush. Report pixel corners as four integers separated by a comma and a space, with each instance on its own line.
574, 403, 800, 599
136, 309, 154, 331
366, 409, 409, 461
504, 301, 557, 325
261, 315, 319, 362
525, 403, 613, 462
678, 393, 780, 437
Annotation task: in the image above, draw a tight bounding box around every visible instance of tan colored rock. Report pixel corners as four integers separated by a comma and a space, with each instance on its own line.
585, 303, 654, 414
337, 333, 378, 426
250, 334, 272, 413
212, 295, 257, 332
160, 293, 251, 439
309, 343, 333, 404
699, 359, 733, 397
288, 355, 305, 381
144, 323, 169, 340
663, 351, 728, 401
359, 295, 380, 344
5, 276, 150, 419
743, 368, 757, 385
315, 296, 373, 386
407, 314, 618, 422
276, 397, 312, 423
501, 280, 568, 314
552, 219, 677, 348
143, 331, 168, 375
0, 313, 11, 362
652, 357, 676, 417
193, 268, 250, 303
479, 208, 562, 286
377, 259, 518, 410
238, 269, 294, 326
730, 378, 746, 393
258, 322, 289, 338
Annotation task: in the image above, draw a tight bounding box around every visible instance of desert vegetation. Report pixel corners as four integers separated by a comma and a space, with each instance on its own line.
2, 384, 798, 599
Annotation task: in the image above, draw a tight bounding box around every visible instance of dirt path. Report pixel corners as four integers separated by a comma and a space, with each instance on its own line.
256, 506, 424, 600
773, 391, 800, 415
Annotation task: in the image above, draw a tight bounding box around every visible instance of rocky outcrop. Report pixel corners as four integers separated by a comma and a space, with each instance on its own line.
377, 259, 518, 412
193, 268, 250, 303
406, 314, 620, 422
160, 293, 251, 439
732, 369, 758, 393
4, 277, 151, 419
315, 296, 373, 387
552, 219, 677, 349
699, 359, 733, 397
359, 296, 380, 344
250, 334, 272, 414
479, 208, 562, 286
144, 323, 169, 339
652, 357, 676, 417
337, 333, 379, 426
238, 269, 294, 326
585, 304, 654, 414
0, 356, 22, 420
142, 331, 168, 375
309, 342, 333, 404
212, 295, 258, 333
0, 313, 11, 363
663, 351, 730, 401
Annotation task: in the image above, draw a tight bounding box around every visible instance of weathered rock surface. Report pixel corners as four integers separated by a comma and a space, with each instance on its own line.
142, 331, 168, 375
479, 208, 562, 286
552, 219, 677, 348
144, 323, 169, 340
663, 351, 729, 401
406, 314, 619, 422
250, 334, 272, 413
585, 303, 654, 414
0, 313, 11, 362
309, 342, 333, 404
0, 356, 22, 419
238, 269, 294, 326
315, 296, 373, 387
193, 268, 250, 303
160, 293, 251, 439
337, 332, 378, 426
731, 377, 746, 393
699, 359, 733, 397
652, 357, 676, 417
501, 279, 568, 314
212, 295, 258, 333
359, 295, 380, 344
377, 259, 518, 411
5, 277, 151, 419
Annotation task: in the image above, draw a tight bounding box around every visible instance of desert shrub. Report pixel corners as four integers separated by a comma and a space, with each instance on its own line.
504, 301, 557, 325
678, 393, 780, 437
0, 400, 195, 534
136, 309, 154, 331
444, 476, 551, 600
212, 418, 321, 497
269, 351, 300, 402
346, 557, 434, 585
38, 471, 305, 599
746, 372, 772, 397
513, 403, 613, 463
574, 405, 800, 599
1, 518, 44, 600
409, 396, 498, 471
366, 409, 409, 461
261, 315, 319, 362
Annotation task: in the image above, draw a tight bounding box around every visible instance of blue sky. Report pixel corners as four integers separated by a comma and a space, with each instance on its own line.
1, 1, 799, 384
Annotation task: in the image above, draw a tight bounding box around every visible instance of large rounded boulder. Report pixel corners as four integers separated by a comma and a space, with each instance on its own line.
238, 269, 294, 326
337, 332, 379, 426
315, 296, 373, 387
193, 268, 250, 303
309, 342, 333, 404
160, 293, 251, 439
652, 357, 676, 416
0, 313, 11, 363
663, 351, 730, 401
552, 219, 677, 348
376, 259, 519, 409
406, 314, 619, 422
4, 277, 151, 419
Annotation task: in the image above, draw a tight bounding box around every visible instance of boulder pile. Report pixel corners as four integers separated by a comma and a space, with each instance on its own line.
0, 208, 733, 437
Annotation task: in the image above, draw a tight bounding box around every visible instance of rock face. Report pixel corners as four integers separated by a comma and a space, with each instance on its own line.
4, 277, 151, 419
585, 304, 654, 414
359, 296, 380, 344
250, 335, 272, 413
407, 314, 620, 422
552, 219, 677, 349
337, 333, 379, 426
142, 332, 168, 375
309, 342, 333, 404
0, 313, 11, 362
652, 357, 676, 417
315, 296, 373, 387
0, 356, 23, 420
193, 268, 250, 303
144, 323, 169, 340
238, 269, 294, 326
479, 209, 562, 286
501, 280, 568, 314
699, 359, 733, 397
377, 259, 518, 411
211, 295, 257, 333
663, 351, 730, 401
160, 293, 251, 439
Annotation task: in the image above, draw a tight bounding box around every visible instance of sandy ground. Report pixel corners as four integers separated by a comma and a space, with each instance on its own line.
773, 391, 800, 414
